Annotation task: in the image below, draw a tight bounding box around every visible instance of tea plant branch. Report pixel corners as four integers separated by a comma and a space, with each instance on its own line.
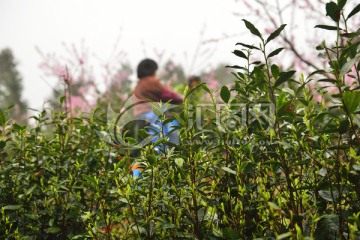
126, 192, 141, 238
356, 62, 360, 85
189, 140, 201, 238
324, 41, 360, 149
334, 133, 345, 237
256, 0, 333, 79
146, 165, 154, 239
184, 98, 201, 238
261, 40, 281, 139
100, 200, 111, 240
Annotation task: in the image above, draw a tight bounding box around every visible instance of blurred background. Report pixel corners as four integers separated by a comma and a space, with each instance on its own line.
1, 0, 351, 122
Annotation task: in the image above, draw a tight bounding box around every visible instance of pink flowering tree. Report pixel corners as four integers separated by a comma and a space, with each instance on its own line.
37, 41, 133, 116
230, 0, 359, 73
37, 43, 99, 114
221, 0, 360, 106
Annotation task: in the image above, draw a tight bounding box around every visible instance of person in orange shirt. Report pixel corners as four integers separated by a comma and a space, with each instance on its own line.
131, 59, 183, 177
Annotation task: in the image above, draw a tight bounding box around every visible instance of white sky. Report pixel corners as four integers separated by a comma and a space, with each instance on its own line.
0, 0, 328, 110
0, 0, 246, 109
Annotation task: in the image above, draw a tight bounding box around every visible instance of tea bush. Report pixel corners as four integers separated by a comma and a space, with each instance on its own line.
1, 1, 360, 239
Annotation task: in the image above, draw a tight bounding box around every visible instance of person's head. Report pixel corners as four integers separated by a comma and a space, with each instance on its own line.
188, 75, 201, 88
137, 58, 158, 79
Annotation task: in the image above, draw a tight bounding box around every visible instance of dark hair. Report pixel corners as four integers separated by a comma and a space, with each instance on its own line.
188, 75, 201, 87
137, 59, 158, 79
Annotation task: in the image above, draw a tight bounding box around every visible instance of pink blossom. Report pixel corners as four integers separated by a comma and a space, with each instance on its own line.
265, 28, 273, 34
207, 78, 219, 90
315, 94, 323, 103
65, 95, 89, 113
118, 70, 129, 81
52, 66, 66, 78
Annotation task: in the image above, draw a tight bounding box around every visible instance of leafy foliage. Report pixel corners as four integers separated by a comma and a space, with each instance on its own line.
0, 1, 360, 239
0, 48, 27, 122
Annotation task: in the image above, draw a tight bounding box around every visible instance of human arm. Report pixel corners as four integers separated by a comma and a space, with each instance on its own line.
160, 87, 183, 104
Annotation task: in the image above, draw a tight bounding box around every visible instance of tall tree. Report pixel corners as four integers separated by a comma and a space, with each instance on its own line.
0, 48, 27, 121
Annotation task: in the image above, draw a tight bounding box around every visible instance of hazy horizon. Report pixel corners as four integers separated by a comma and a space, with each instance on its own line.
0, 0, 323, 111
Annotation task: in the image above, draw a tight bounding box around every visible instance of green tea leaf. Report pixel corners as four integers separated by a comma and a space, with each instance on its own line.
220, 86, 231, 103
232, 50, 247, 59
72, 235, 91, 239
271, 64, 280, 79
318, 78, 337, 84
175, 158, 184, 168
268, 48, 284, 58
282, 87, 295, 97
60, 96, 66, 105
236, 42, 260, 50
26, 185, 37, 196
274, 70, 296, 88
326, 2, 340, 22
223, 228, 240, 239
266, 24, 286, 44
12, 123, 25, 133
277, 232, 292, 240
225, 65, 247, 70
161, 223, 176, 229
339, 119, 349, 133
147, 154, 157, 166
318, 168, 328, 177
347, 3, 360, 20
340, 53, 360, 76
185, 83, 206, 100
46, 227, 61, 234
341, 41, 360, 59
315, 24, 341, 30
340, 31, 360, 38
82, 174, 97, 187
268, 202, 281, 210
337, 0, 347, 10
343, 91, 360, 113
242, 19, 263, 39
353, 165, 360, 171
307, 70, 326, 78
222, 166, 236, 175
3, 205, 21, 210
319, 190, 334, 202
0, 108, 5, 126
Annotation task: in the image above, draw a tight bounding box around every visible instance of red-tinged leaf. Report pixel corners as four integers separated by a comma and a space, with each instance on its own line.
34, 168, 45, 177
326, 2, 340, 22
